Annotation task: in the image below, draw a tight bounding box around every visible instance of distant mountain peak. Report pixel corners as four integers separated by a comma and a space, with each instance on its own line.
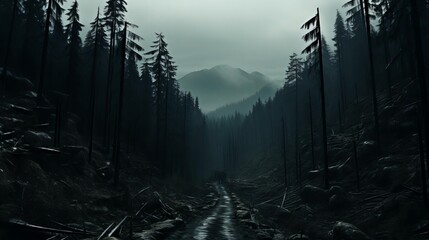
211, 64, 233, 70
179, 65, 273, 112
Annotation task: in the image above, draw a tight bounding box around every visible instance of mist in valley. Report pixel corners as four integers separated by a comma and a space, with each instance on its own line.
0, 0, 429, 239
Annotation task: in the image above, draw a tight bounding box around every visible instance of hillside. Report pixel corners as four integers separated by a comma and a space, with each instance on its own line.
207, 83, 279, 118
179, 65, 272, 112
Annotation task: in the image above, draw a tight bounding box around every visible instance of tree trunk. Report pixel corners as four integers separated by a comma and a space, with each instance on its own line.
417, 106, 429, 206
113, 23, 128, 185
364, 0, 381, 151
410, 0, 429, 183
1, 0, 18, 97
88, 14, 100, 163
295, 78, 299, 184
282, 117, 287, 187
338, 101, 343, 132
309, 90, 315, 170
353, 140, 360, 191
317, 8, 330, 189
163, 74, 170, 177
37, 0, 53, 104
103, 20, 117, 151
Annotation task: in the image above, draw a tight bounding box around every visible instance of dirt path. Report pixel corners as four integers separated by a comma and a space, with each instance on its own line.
165, 183, 256, 240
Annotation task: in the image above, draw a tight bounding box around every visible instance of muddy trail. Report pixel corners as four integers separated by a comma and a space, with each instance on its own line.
166, 183, 257, 240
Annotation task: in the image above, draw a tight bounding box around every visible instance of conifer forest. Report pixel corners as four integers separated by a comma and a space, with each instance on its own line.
0, 0, 429, 239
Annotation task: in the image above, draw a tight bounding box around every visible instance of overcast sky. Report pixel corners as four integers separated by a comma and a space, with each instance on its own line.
69, 0, 343, 81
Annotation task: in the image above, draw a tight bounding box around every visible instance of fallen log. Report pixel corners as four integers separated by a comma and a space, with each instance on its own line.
133, 186, 151, 199
135, 202, 148, 217
107, 216, 129, 238
280, 188, 288, 209
96, 223, 114, 240
50, 220, 96, 235
25, 145, 61, 154
1, 219, 96, 236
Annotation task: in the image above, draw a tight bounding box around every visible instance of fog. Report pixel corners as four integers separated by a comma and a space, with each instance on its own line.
70, 0, 341, 80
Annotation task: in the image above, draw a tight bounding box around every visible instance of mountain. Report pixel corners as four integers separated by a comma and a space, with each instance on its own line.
207, 83, 279, 118
179, 65, 272, 112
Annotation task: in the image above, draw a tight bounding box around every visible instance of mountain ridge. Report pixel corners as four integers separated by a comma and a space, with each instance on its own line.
179, 65, 274, 112
207, 83, 279, 118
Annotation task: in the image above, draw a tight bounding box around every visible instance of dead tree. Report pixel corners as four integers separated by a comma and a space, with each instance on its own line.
301, 8, 330, 188
282, 117, 288, 187
113, 22, 143, 185
309, 90, 315, 170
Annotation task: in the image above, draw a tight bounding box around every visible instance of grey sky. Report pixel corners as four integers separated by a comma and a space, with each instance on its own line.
69, 0, 343, 81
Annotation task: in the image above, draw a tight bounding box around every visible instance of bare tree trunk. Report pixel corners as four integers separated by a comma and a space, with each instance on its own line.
1, 0, 18, 97
317, 8, 330, 189
103, 20, 117, 151
364, 0, 381, 151
410, 0, 429, 184
353, 140, 360, 191
417, 106, 429, 206
338, 101, 343, 132
163, 75, 170, 177
113, 23, 128, 185
282, 117, 287, 187
37, 0, 53, 104
88, 12, 100, 162
295, 78, 299, 184
309, 90, 315, 170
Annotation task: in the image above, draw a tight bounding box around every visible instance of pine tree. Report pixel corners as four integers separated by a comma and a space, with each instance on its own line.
112, 21, 143, 185
344, 0, 380, 150
84, 9, 108, 52
102, 0, 128, 149
410, 0, 429, 205
87, 8, 103, 163
65, 0, 84, 97
374, 0, 393, 98
301, 8, 330, 188
37, 0, 66, 103
163, 49, 178, 176
333, 11, 349, 107
22, 0, 45, 79
139, 61, 154, 151
285, 53, 303, 184
145, 33, 168, 175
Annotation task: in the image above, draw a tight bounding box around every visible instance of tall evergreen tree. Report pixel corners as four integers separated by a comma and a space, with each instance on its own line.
163, 48, 178, 176
145, 33, 168, 175
301, 8, 330, 188
344, 0, 380, 150
22, 0, 45, 79
139, 61, 154, 151
285, 53, 303, 183
333, 11, 349, 107
84, 9, 108, 52
102, 0, 128, 149
87, 8, 103, 163
112, 21, 143, 185
65, 0, 83, 97
37, 0, 66, 103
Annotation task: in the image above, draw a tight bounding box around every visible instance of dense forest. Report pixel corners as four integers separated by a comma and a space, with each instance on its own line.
0, 0, 429, 239
0, 0, 207, 183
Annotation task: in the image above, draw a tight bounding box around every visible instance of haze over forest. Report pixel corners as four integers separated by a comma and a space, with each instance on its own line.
65, 0, 341, 80
0, 0, 429, 239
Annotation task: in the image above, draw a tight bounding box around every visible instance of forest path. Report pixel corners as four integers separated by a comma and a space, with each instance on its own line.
165, 183, 256, 240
